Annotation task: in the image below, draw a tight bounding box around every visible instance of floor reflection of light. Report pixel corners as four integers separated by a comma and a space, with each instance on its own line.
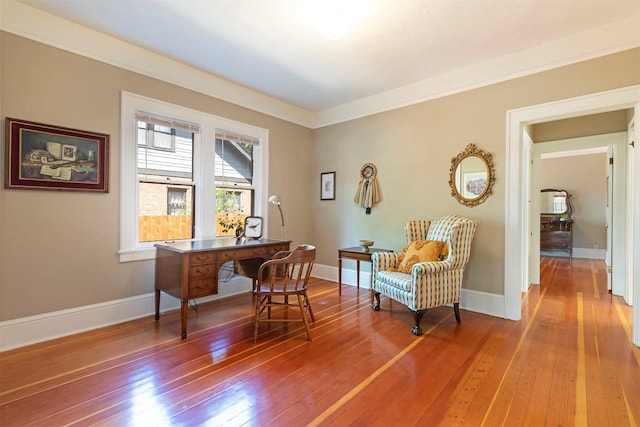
128, 374, 172, 427
209, 341, 229, 362
202, 387, 255, 426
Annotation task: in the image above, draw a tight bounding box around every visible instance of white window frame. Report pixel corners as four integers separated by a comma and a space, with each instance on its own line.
120, 91, 269, 262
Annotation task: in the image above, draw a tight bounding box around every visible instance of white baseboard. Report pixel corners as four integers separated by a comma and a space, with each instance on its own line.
573, 247, 606, 260
0, 276, 253, 352
0, 264, 505, 351
542, 247, 606, 260
315, 264, 505, 318
459, 288, 505, 318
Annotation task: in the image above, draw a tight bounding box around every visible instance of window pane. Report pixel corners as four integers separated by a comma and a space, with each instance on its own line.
137, 121, 147, 146
215, 187, 254, 237
137, 121, 194, 243
167, 187, 188, 215
138, 122, 193, 180
215, 138, 254, 185
153, 130, 173, 150
139, 182, 193, 242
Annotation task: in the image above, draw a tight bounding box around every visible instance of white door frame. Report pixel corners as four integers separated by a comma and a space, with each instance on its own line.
504, 84, 640, 346
531, 136, 624, 292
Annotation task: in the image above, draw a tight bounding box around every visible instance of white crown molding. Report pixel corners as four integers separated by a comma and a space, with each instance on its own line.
314, 15, 640, 127
0, 0, 316, 128
1, 0, 639, 130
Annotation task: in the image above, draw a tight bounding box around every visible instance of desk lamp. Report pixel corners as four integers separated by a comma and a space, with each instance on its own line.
269, 195, 285, 239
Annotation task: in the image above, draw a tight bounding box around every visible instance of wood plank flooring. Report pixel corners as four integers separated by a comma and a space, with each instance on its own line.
1, 257, 638, 426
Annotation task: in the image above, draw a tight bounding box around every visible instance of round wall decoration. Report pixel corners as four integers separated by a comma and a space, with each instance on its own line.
354, 163, 381, 214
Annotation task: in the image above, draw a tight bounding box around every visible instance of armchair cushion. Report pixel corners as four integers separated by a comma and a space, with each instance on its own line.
397, 240, 446, 273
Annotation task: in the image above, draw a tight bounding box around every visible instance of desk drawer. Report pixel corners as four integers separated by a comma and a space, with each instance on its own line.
219, 247, 270, 262
189, 277, 218, 298
541, 231, 570, 249
189, 264, 216, 278
189, 252, 216, 265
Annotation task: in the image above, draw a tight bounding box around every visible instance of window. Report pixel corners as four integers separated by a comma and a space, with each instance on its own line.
137, 121, 175, 151
167, 188, 188, 215
120, 92, 268, 262
137, 117, 195, 242
215, 132, 258, 237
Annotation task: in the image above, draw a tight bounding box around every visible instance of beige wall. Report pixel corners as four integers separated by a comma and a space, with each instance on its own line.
312, 48, 640, 295
0, 32, 313, 320
540, 154, 608, 250
532, 110, 631, 142
1, 31, 639, 322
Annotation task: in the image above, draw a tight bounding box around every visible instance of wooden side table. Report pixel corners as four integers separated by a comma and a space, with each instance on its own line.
338, 247, 392, 295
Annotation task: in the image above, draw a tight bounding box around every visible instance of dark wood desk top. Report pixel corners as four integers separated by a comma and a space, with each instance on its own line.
155, 238, 291, 254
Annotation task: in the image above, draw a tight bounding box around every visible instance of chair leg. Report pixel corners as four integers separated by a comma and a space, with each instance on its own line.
412, 309, 426, 336
254, 295, 261, 343
303, 291, 315, 322
297, 294, 312, 340
454, 302, 461, 323
372, 292, 381, 311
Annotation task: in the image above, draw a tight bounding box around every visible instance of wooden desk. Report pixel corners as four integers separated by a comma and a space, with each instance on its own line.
338, 247, 392, 295
155, 238, 290, 339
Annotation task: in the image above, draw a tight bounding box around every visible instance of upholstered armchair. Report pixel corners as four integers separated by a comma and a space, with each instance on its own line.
371, 214, 478, 335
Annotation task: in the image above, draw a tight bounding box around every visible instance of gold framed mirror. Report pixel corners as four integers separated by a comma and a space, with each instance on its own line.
449, 143, 495, 207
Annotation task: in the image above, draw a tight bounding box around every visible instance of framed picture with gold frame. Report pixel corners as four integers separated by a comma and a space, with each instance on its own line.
5, 118, 109, 192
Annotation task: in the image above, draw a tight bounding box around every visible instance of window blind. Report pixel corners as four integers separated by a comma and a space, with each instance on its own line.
215, 130, 259, 146
136, 111, 200, 134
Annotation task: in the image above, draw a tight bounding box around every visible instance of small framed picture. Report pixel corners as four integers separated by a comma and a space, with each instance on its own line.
321, 171, 335, 200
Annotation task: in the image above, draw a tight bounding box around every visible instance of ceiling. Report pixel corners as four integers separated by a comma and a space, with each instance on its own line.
11, 0, 640, 123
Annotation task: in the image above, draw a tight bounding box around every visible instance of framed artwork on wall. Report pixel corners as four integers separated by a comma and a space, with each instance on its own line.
321, 171, 335, 200
5, 118, 109, 192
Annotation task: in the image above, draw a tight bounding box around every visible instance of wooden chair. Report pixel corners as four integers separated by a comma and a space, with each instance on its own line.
254, 245, 316, 342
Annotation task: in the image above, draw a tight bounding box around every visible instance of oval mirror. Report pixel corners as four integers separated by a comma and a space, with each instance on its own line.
540, 188, 572, 217
449, 143, 495, 207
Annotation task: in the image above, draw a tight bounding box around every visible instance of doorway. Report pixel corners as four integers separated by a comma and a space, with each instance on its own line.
530, 136, 624, 292
504, 84, 640, 346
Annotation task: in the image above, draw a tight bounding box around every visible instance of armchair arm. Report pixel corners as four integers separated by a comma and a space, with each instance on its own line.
411, 260, 454, 276
371, 252, 400, 271
371, 252, 400, 289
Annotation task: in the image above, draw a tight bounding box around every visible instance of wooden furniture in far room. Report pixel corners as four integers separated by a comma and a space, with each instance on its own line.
540, 218, 573, 258
155, 238, 290, 339
338, 247, 392, 295
540, 188, 573, 258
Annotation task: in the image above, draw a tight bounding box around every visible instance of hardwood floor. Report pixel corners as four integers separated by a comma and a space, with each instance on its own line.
1, 257, 638, 426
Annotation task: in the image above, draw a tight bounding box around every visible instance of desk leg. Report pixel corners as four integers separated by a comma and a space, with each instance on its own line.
356, 260, 361, 289
180, 300, 188, 339
155, 289, 161, 321
338, 256, 343, 295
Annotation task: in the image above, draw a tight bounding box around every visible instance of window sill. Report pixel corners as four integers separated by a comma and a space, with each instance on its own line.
119, 247, 157, 263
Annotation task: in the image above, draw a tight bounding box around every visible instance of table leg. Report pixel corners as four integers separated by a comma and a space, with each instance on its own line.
356, 260, 361, 289
180, 299, 188, 339
155, 289, 161, 321
338, 255, 343, 295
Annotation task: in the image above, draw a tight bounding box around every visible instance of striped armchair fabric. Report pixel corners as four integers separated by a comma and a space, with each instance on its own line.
371, 214, 478, 335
